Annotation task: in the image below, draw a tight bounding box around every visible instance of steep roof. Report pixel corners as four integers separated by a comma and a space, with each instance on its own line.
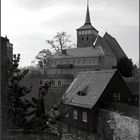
103, 32, 127, 59
50, 46, 105, 59
95, 35, 115, 57
77, 0, 98, 32
85, 0, 91, 24
77, 24, 98, 32
63, 70, 117, 109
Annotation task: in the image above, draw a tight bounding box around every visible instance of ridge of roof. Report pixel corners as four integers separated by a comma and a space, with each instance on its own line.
77, 24, 98, 32
49, 46, 105, 59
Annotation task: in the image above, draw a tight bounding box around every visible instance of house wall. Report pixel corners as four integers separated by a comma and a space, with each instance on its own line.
62, 109, 139, 140
63, 105, 98, 132
62, 123, 99, 140
99, 71, 131, 104
46, 56, 101, 91
77, 34, 97, 48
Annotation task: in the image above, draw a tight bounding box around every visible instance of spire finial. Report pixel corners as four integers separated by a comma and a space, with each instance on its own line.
85, 0, 91, 24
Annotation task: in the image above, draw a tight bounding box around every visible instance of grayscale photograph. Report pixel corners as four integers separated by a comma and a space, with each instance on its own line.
1, 0, 139, 140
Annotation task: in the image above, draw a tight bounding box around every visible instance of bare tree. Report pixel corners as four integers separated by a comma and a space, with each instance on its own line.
32, 49, 52, 75
46, 31, 75, 54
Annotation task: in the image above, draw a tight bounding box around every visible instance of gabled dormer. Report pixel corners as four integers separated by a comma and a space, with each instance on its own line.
77, 0, 98, 48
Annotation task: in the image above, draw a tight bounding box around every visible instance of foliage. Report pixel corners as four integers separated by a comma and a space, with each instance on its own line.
32, 49, 52, 75
22, 66, 44, 78
8, 54, 32, 129
46, 31, 75, 54
27, 80, 52, 130
115, 57, 135, 77
45, 100, 69, 139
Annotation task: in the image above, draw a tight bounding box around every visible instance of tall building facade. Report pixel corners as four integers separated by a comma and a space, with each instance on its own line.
1, 36, 13, 139
45, 1, 127, 96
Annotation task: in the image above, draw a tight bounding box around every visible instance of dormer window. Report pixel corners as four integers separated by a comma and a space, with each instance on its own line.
77, 86, 88, 96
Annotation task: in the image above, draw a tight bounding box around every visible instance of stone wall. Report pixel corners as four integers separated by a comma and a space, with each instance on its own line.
98, 109, 139, 140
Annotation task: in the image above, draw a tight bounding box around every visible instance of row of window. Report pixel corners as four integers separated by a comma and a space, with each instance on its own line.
81, 36, 89, 41
78, 30, 97, 35
50, 58, 98, 66
47, 69, 94, 75
66, 110, 87, 122
51, 80, 62, 87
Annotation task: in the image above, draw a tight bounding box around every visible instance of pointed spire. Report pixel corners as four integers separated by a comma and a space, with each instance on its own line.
85, 0, 91, 25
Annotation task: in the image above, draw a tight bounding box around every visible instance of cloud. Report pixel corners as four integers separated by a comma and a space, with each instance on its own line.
13, 0, 83, 11
2, 0, 139, 66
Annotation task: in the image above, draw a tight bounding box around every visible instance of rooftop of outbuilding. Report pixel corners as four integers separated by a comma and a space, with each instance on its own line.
63, 69, 117, 109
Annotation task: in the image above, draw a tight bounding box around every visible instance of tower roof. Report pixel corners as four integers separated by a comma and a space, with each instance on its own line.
77, 0, 98, 32
85, 0, 91, 25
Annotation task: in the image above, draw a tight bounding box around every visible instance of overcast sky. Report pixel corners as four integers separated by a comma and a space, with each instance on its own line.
2, 0, 139, 67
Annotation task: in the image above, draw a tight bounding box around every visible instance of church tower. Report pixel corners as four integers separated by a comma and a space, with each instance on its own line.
77, 0, 98, 48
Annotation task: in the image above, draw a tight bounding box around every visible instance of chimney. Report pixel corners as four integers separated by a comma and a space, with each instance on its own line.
62, 49, 67, 55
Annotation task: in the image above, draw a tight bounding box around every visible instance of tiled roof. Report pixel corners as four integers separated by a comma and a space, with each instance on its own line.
77, 24, 98, 32
63, 70, 116, 108
50, 46, 105, 59
103, 32, 127, 59
95, 35, 115, 57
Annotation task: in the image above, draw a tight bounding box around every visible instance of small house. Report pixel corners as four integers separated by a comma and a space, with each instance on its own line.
62, 69, 131, 132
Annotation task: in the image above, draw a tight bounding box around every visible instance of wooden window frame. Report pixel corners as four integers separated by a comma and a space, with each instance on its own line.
58, 80, 62, 87
82, 112, 87, 122
73, 110, 78, 120
113, 92, 120, 100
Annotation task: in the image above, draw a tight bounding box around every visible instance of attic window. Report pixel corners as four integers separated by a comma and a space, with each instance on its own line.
113, 93, 120, 101
77, 86, 88, 96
